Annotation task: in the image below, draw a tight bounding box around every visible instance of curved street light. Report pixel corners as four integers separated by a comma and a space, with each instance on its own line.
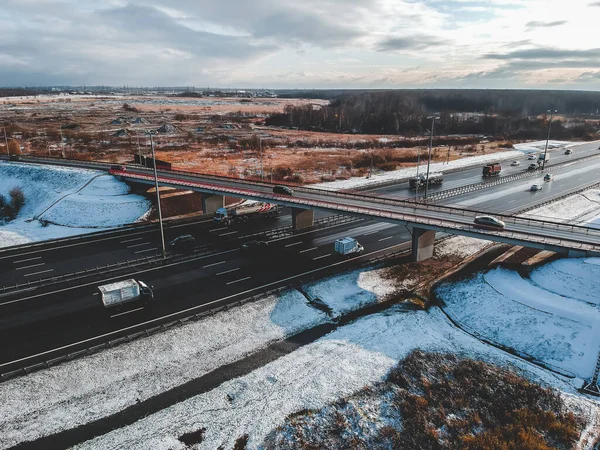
542, 109, 557, 170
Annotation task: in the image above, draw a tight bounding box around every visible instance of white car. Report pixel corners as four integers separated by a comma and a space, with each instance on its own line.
530, 184, 543, 191
528, 154, 538, 160
474, 215, 506, 229
510, 160, 520, 166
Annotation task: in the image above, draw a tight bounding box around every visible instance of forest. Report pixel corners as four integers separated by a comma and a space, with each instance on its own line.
269, 90, 600, 139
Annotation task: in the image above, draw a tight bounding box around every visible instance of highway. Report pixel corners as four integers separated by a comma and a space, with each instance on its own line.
1, 141, 600, 374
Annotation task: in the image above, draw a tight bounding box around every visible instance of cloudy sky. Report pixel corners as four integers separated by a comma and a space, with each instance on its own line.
1, 0, 599, 89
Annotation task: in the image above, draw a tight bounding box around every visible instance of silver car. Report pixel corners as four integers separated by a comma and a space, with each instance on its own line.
474, 215, 506, 229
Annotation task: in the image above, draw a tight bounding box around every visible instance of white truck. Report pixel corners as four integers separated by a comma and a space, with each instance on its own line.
98, 279, 153, 311
334, 237, 364, 256
409, 172, 444, 189
214, 200, 279, 226
538, 153, 549, 165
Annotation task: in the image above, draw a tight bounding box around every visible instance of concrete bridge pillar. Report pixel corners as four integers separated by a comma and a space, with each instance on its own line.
202, 194, 225, 214
292, 208, 314, 230
411, 227, 436, 262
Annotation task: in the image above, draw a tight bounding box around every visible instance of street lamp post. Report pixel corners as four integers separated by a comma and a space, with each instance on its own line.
146, 132, 167, 259
542, 109, 557, 170
424, 115, 437, 200
259, 137, 264, 182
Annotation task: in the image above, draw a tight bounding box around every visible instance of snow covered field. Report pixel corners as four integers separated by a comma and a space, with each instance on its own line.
75, 307, 598, 450
310, 140, 575, 191
0, 162, 151, 247
437, 264, 600, 379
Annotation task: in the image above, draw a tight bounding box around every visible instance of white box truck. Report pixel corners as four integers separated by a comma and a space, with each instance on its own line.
98, 279, 153, 310
334, 237, 364, 256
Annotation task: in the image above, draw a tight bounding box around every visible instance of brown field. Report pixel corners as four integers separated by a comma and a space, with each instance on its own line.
1, 94, 518, 184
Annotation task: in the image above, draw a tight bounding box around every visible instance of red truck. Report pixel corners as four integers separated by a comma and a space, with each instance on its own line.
482, 163, 501, 177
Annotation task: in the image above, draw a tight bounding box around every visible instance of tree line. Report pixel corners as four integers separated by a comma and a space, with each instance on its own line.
267, 90, 600, 139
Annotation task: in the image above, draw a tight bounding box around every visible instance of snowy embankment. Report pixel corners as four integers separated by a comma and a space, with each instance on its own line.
310, 140, 573, 191
0, 162, 151, 247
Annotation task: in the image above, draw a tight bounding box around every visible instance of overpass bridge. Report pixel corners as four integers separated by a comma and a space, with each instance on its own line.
110, 168, 600, 261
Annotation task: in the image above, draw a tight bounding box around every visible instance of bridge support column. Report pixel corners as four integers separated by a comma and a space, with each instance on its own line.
292, 208, 314, 230
411, 227, 436, 262
202, 194, 225, 214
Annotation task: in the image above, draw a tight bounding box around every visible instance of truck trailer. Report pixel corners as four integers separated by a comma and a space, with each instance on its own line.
98, 279, 153, 312
409, 172, 444, 189
334, 237, 364, 256
482, 163, 502, 177
214, 200, 279, 226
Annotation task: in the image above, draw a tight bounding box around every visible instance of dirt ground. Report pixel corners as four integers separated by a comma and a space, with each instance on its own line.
1, 94, 518, 184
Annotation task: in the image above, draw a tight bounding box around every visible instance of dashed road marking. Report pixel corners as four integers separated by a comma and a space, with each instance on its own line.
284, 242, 303, 247
15, 263, 45, 271
134, 248, 158, 254
217, 267, 240, 276
13, 256, 42, 264
120, 237, 144, 244
219, 231, 238, 237
299, 247, 317, 253
313, 254, 331, 260
226, 276, 251, 285
110, 307, 144, 318
378, 236, 394, 242
24, 268, 54, 277
127, 242, 151, 248
203, 260, 226, 268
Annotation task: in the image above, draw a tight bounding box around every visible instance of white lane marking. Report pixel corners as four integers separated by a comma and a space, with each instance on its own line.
110, 307, 144, 318
557, 184, 564, 187
226, 276, 251, 285
209, 228, 228, 233
313, 254, 331, 260
378, 236, 394, 242
284, 242, 303, 247
217, 267, 240, 276
219, 231, 238, 236
134, 248, 158, 254
203, 260, 226, 268
15, 263, 45, 270
24, 269, 54, 277
120, 237, 144, 244
127, 242, 151, 248
0, 243, 407, 368
507, 199, 516, 203
299, 247, 317, 253
362, 230, 380, 236
13, 256, 42, 264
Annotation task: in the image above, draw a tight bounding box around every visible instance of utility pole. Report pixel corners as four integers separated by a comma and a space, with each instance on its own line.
415, 153, 420, 200
147, 132, 166, 259
369, 152, 374, 179
424, 115, 437, 200
259, 136, 264, 181
542, 109, 557, 170
59, 129, 65, 158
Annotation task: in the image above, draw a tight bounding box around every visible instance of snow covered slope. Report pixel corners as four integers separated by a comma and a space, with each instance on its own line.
0, 162, 151, 247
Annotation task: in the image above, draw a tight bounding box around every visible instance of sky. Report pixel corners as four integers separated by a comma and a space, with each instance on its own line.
0, 0, 599, 89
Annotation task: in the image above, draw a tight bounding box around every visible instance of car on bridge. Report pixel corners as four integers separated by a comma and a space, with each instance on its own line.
110, 164, 126, 171
530, 183, 543, 191
169, 234, 196, 254
9, 154, 21, 161
273, 185, 294, 196
510, 160, 520, 166
564, 149, 573, 155
473, 215, 506, 229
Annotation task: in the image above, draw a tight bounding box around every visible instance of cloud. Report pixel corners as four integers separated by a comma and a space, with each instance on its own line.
376, 35, 447, 52
589, 1, 600, 5
484, 47, 600, 61
526, 20, 567, 28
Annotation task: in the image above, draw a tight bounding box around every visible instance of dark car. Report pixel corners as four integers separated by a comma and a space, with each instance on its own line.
474, 215, 506, 229
273, 185, 293, 196
564, 149, 573, 155
169, 234, 196, 254
527, 163, 538, 171
241, 240, 269, 251
9, 154, 21, 161
110, 164, 126, 171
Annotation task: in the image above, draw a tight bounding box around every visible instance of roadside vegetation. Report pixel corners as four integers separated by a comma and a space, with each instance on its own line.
264, 350, 585, 450
0, 187, 26, 220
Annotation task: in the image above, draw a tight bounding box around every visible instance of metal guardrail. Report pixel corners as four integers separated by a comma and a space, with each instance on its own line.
0, 214, 361, 296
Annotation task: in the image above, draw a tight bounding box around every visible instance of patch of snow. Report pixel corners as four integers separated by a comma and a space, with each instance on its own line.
0, 290, 328, 448
74, 307, 598, 450
437, 267, 600, 379
513, 140, 573, 153
0, 163, 151, 246
434, 235, 491, 259
303, 268, 396, 317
